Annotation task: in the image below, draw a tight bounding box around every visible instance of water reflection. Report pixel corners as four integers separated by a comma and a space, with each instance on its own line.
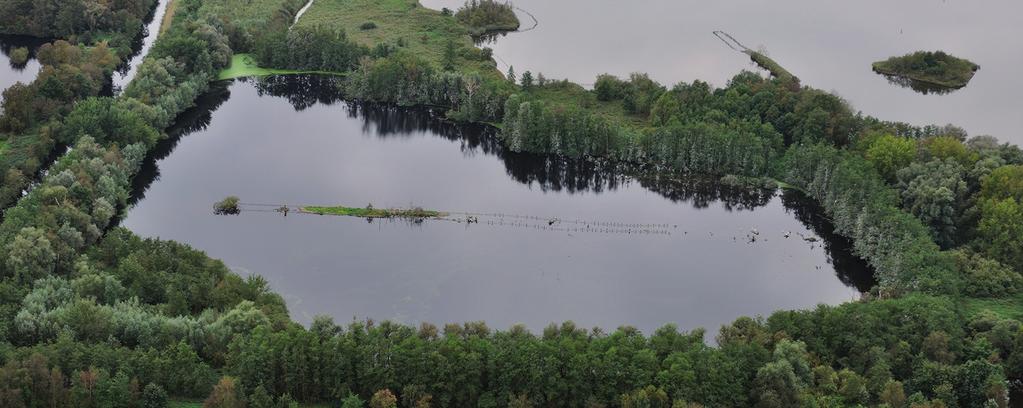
874, 72, 959, 95
128, 81, 232, 206
780, 190, 876, 292
420, 0, 1023, 145
249, 75, 808, 211
124, 75, 876, 332
0, 35, 46, 98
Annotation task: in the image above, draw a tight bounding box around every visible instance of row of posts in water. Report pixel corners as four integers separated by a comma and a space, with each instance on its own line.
440, 215, 673, 236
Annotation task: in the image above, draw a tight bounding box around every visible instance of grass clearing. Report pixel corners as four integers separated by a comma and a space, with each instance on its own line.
199, 0, 301, 32
520, 81, 650, 128
961, 294, 1023, 321
297, 0, 496, 75
159, 0, 178, 34
218, 54, 348, 80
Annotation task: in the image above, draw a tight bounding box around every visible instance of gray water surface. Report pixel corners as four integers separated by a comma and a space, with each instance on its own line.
122, 77, 872, 334
0, 35, 43, 102
423, 0, 1023, 145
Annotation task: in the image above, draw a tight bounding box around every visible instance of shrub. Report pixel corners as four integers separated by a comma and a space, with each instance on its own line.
9, 46, 29, 64
214, 196, 241, 215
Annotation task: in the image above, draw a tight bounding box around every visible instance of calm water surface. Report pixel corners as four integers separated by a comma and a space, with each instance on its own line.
0, 35, 43, 102
123, 77, 873, 334
113, 0, 171, 91
423, 0, 1023, 145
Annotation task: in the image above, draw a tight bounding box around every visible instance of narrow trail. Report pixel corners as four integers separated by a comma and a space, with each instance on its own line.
290, 0, 315, 30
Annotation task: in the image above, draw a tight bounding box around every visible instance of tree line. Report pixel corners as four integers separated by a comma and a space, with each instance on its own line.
0, 0, 157, 57
0, 0, 1021, 406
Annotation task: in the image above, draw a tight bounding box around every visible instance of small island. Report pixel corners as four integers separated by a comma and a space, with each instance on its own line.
301, 205, 445, 219
872, 51, 979, 91
455, 0, 520, 36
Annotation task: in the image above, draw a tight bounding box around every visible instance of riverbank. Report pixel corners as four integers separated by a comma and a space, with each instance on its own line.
218, 53, 348, 80
159, 0, 177, 34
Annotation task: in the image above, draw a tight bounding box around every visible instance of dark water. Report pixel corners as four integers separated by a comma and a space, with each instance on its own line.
122, 76, 874, 334
423, 0, 1023, 145
0, 35, 44, 101
113, 0, 172, 91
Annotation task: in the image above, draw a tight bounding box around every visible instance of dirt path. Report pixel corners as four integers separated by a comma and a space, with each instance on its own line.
290, 0, 315, 30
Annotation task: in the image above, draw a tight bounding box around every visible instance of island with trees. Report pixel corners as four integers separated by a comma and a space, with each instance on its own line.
873, 50, 980, 91
0, 0, 1021, 407
455, 0, 520, 36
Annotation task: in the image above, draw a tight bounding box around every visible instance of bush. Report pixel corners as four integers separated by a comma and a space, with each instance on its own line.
9, 47, 29, 64
950, 250, 1022, 297
214, 196, 241, 215
142, 383, 169, 408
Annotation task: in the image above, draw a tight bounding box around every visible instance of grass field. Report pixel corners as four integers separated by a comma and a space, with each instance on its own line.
962, 293, 1023, 321
159, 0, 178, 34
296, 0, 497, 75
520, 81, 649, 127
199, 0, 302, 33
218, 54, 348, 80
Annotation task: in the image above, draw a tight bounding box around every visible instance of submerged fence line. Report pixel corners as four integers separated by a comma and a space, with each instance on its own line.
231, 202, 674, 236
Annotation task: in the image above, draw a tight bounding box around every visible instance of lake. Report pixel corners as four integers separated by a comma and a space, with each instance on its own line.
423, 0, 1023, 145
122, 76, 874, 334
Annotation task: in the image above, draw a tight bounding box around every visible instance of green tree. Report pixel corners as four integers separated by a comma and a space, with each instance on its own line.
980, 165, 1023, 203
341, 394, 365, 408
203, 377, 244, 408
976, 197, 1023, 271
249, 386, 273, 408
5, 227, 56, 283
621, 386, 670, 408
520, 71, 533, 89
370, 389, 397, 408
924, 136, 976, 166
880, 380, 907, 408
752, 361, 801, 408
866, 134, 917, 181
896, 159, 968, 247
142, 383, 169, 408
442, 40, 456, 71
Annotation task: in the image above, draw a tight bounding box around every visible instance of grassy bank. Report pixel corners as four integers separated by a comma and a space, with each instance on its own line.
301, 205, 445, 218
872, 50, 979, 89
748, 51, 798, 83
218, 53, 348, 80
159, 0, 177, 34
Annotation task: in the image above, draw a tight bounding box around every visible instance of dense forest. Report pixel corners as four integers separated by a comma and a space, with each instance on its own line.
0, 0, 157, 56
0, 0, 1021, 406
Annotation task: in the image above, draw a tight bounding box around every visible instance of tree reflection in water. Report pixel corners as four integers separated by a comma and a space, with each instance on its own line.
130, 74, 877, 293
